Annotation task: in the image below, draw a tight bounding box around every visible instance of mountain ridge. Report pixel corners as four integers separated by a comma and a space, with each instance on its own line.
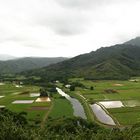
21, 37, 140, 81
124, 37, 140, 46
0, 57, 68, 74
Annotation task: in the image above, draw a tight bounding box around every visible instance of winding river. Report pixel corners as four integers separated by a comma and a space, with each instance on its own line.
56, 88, 87, 119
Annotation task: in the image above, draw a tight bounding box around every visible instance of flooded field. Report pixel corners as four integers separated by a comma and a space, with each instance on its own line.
30, 93, 40, 97
0, 83, 5, 86
90, 104, 116, 125
99, 101, 124, 108
12, 100, 34, 104
0, 105, 5, 108
123, 100, 140, 107
56, 88, 87, 119
0, 96, 5, 99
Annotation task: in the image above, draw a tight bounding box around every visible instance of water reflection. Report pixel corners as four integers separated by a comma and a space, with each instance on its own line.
90, 104, 116, 125
56, 88, 87, 119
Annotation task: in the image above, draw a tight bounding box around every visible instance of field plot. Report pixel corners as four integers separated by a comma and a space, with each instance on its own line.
0, 83, 51, 121
69, 78, 140, 125
49, 94, 73, 119
108, 107, 140, 125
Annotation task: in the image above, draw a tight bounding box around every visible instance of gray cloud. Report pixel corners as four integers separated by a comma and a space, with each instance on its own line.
0, 0, 140, 57
54, 0, 113, 9
38, 13, 89, 36
55, 0, 94, 8
48, 18, 87, 35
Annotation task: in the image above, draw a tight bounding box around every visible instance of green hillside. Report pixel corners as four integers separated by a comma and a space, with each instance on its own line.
22, 43, 140, 81
0, 57, 67, 74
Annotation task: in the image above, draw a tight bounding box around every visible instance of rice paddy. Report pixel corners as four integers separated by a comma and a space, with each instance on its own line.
69, 78, 140, 126
0, 83, 51, 121
0, 83, 75, 123
12, 100, 34, 104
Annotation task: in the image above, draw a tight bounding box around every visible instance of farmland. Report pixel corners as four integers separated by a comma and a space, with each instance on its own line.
1, 78, 140, 126
0, 83, 75, 125
48, 94, 73, 119
0, 83, 51, 122
68, 78, 140, 126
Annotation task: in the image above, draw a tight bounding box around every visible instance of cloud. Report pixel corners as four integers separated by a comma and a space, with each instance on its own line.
39, 15, 88, 36
55, 0, 95, 9
55, 0, 113, 9
0, 0, 140, 57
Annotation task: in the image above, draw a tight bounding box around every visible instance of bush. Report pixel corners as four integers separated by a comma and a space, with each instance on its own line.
70, 85, 75, 91
90, 86, 94, 90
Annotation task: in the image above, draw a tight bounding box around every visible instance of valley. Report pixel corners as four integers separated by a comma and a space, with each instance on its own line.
1, 77, 140, 127
67, 78, 140, 126
1, 37, 140, 139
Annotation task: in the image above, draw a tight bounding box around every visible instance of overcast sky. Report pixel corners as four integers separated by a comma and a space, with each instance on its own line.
0, 0, 140, 57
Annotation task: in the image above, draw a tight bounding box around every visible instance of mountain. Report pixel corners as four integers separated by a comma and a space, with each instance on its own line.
0, 54, 17, 61
0, 57, 68, 74
125, 37, 140, 46
22, 40, 140, 81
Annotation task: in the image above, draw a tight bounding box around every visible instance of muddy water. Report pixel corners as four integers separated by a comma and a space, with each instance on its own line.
90, 104, 116, 125
56, 88, 87, 119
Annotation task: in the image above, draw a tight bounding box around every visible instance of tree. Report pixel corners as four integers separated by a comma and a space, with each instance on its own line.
70, 85, 75, 91
90, 86, 94, 90
39, 88, 49, 97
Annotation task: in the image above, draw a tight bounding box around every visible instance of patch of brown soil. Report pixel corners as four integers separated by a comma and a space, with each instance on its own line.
104, 89, 118, 93
28, 106, 48, 111
35, 97, 51, 102
113, 84, 123, 86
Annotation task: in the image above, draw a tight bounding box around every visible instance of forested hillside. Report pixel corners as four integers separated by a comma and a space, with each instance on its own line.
0, 57, 67, 74
22, 43, 140, 81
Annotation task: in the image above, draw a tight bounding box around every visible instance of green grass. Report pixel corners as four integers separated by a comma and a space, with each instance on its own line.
49, 94, 73, 119
108, 107, 140, 125
71, 79, 140, 102
0, 84, 39, 95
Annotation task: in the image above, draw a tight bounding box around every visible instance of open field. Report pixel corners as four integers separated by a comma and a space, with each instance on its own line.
1, 79, 140, 126
48, 94, 73, 119
0, 84, 51, 122
0, 83, 75, 124
108, 107, 140, 125
69, 78, 140, 125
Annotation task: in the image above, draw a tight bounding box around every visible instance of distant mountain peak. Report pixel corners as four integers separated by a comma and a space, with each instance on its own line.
124, 36, 140, 46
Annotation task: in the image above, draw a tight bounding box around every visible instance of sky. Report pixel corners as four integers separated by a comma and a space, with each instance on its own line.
0, 0, 140, 57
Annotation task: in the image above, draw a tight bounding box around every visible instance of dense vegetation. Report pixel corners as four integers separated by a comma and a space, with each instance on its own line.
22, 43, 140, 81
0, 109, 140, 140
0, 57, 67, 74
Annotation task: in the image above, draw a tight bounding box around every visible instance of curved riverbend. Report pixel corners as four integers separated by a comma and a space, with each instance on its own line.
56, 88, 87, 119
90, 104, 116, 125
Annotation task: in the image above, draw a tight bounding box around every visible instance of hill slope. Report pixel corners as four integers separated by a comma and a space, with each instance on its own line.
22, 43, 140, 81
125, 37, 140, 46
0, 57, 67, 74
